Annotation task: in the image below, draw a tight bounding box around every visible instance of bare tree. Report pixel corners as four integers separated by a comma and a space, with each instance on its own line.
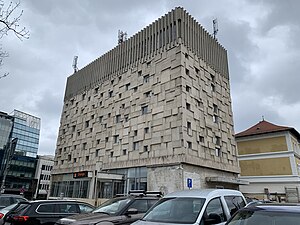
0, 0, 29, 79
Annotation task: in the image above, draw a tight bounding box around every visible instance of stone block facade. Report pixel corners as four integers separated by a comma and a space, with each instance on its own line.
51, 7, 240, 200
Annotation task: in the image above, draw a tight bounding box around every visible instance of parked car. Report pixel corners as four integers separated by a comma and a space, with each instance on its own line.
225, 203, 300, 225
3, 200, 95, 225
0, 194, 28, 209
0, 203, 18, 225
56, 191, 162, 225
132, 189, 246, 225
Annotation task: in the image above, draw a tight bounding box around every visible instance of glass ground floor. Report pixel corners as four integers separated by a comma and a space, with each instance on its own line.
50, 167, 147, 199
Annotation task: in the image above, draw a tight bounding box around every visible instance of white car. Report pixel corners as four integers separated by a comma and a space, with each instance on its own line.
132, 189, 246, 225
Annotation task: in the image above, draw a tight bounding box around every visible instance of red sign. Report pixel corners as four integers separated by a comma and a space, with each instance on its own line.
73, 171, 88, 179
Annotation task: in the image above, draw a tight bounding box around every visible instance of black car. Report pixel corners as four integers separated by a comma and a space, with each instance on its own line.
0, 194, 28, 209
56, 191, 162, 225
3, 200, 95, 225
225, 203, 300, 225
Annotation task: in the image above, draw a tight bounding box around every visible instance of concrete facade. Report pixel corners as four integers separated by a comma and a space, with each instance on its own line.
51, 7, 240, 201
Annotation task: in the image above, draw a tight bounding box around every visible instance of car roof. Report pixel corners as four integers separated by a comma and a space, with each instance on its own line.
0, 194, 26, 198
165, 189, 243, 198
244, 203, 300, 213
27, 200, 92, 204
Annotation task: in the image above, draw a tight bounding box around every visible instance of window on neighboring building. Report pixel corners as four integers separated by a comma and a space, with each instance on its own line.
211, 84, 215, 92
109, 90, 113, 97
185, 68, 189, 75
187, 121, 191, 130
144, 75, 150, 83
186, 85, 191, 92
144, 91, 151, 97
86, 156, 89, 161
134, 130, 138, 136
213, 115, 218, 123
144, 127, 149, 134
141, 105, 149, 114
116, 115, 121, 123
187, 141, 192, 149
124, 114, 129, 122
215, 147, 221, 157
199, 136, 204, 143
133, 141, 139, 150
141, 105, 148, 114
216, 136, 221, 146
126, 83, 130, 90
144, 146, 148, 152
114, 135, 119, 144
186, 102, 191, 110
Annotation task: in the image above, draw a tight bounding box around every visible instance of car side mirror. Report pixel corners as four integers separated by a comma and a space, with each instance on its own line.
204, 213, 222, 225
125, 208, 138, 216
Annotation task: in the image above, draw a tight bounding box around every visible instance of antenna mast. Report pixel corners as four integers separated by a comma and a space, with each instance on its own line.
213, 18, 218, 40
118, 30, 127, 44
72, 56, 78, 73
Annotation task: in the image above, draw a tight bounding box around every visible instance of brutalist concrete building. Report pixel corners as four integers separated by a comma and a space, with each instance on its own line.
51, 7, 242, 202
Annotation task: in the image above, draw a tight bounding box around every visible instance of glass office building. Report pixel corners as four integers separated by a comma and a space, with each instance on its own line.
11, 110, 40, 157
0, 110, 41, 198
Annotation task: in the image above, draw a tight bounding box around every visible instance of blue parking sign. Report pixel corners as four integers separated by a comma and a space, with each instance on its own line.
187, 178, 192, 188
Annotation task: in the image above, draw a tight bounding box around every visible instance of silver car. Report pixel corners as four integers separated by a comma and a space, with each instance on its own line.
0, 203, 17, 225
132, 189, 246, 225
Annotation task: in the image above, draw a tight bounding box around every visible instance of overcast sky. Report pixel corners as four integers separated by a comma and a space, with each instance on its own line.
0, 0, 299, 156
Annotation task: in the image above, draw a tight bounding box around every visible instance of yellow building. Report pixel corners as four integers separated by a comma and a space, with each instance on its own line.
236, 120, 300, 202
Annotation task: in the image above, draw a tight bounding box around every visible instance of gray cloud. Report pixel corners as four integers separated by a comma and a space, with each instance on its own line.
1, 0, 300, 155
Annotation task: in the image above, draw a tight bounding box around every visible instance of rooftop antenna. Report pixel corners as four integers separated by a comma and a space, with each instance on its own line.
118, 30, 127, 44
72, 56, 78, 73
262, 115, 265, 121
213, 18, 218, 40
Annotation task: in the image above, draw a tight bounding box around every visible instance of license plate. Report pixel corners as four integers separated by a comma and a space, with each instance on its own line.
4, 222, 11, 225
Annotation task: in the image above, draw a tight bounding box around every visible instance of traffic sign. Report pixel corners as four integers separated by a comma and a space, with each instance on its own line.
187, 178, 192, 188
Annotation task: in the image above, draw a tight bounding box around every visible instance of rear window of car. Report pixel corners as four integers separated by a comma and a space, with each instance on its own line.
10, 203, 30, 215
37, 203, 56, 213
57, 203, 78, 213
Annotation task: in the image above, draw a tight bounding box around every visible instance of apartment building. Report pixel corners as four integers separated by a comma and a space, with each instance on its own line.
51, 7, 242, 202
236, 120, 300, 202
34, 155, 54, 199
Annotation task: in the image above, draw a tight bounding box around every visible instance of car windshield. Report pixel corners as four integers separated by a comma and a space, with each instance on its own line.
93, 198, 132, 215
142, 197, 205, 224
227, 209, 300, 225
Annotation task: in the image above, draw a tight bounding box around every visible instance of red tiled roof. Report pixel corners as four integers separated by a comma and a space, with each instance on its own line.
235, 120, 293, 138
